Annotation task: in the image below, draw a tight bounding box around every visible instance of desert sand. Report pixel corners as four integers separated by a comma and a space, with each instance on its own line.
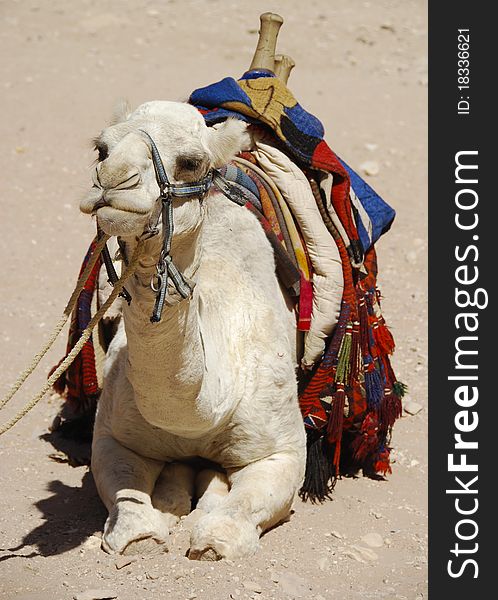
0, 1, 427, 598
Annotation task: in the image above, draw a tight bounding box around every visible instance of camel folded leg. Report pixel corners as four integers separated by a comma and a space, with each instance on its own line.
181, 468, 231, 529
152, 462, 196, 521
92, 435, 171, 555
195, 468, 230, 513
188, 452, 303, 560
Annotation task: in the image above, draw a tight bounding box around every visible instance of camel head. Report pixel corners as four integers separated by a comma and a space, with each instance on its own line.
80, 101, 249, 238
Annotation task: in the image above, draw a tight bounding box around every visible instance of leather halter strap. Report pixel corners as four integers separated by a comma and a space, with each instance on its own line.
139, 130, 214, 322
102, 130, 246, 323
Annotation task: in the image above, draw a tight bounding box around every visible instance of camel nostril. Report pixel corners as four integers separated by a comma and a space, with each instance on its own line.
93, 164, 141, 191
93, 197, 109, 211
114, 171, 141, 190
92, 166, 103, 189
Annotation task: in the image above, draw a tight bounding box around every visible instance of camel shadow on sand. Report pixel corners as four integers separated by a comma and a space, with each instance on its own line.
1, 437, 106, 562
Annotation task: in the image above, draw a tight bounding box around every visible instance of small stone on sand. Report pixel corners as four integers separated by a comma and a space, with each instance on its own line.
361, 532, 384, 548
345, 545, 379, 563
115, 556, 137, 570
404, 401, 423, 415
73, 590, 118, 600
360, 160, 380, 176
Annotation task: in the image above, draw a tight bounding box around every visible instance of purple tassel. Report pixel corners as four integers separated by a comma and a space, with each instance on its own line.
365, 367, 383, 409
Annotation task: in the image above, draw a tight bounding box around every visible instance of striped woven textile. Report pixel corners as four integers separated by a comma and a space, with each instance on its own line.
191, 72, 405, 501
229, 154, 313, 330
51, 240, 102, 416
190, 73, 396, 266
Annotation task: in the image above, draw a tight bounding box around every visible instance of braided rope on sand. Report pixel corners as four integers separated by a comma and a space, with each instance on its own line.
0, 236, 144, 436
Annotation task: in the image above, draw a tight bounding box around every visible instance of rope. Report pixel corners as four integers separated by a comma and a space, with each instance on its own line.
0, 234, 109, 412
0, 237, 144, 436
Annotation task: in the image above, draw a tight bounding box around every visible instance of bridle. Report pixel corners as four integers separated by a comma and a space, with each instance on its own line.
140, 130, 215, 322
100, 129, 247, 323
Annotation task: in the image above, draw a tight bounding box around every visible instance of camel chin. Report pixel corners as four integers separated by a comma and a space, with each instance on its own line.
96, 206, 148, 237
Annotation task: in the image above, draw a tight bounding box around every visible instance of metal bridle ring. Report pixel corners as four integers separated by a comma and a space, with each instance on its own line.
150, 272, 163, 293
160, 186, 171, 201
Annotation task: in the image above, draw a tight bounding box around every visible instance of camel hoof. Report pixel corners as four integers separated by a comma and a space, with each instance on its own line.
189, 512, 259, 560
102, 500, 171, 555
101, 531, 168, 556
121, 535, 168, 556
188, 546, 222, 561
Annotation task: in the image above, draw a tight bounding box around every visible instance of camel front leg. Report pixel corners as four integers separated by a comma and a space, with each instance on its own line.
92, 435, 170, 555
195, 468, 229, 513
188, 452, 304, 560
152, 462, 196, 521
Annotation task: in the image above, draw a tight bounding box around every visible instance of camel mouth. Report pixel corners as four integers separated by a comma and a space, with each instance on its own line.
81, 186, 155, 222
95, 203, 150, 217
95, 205, 150, 237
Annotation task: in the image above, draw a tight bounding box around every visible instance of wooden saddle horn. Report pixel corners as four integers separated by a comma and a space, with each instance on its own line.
248, 12, 296, 83
274, 54, 296, 84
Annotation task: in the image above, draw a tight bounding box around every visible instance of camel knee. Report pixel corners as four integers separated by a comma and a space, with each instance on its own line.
91, 435, 163, 510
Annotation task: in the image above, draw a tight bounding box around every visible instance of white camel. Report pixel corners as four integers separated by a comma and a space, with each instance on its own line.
80, 100, 307, 559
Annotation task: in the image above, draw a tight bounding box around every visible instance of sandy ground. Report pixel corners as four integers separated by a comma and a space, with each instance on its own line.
0, 1, 427, 599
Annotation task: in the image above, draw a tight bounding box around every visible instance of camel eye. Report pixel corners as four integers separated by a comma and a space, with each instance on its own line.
176, 156, 202, 171
94, 142, 108, 162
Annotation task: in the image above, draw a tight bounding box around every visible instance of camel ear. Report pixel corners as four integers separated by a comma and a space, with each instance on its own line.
206, 119, 250, 168
110, 99, 132, 125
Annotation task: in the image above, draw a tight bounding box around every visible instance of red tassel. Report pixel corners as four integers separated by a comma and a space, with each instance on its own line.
373, 317, 396, 355
358, 297, 370, 357
332, 440, 342, 477
373, 447, 392, 475
380, 388, 403, 431
351, 412, 379, 463
324, 383, 346, 477
326, 383, 345, 444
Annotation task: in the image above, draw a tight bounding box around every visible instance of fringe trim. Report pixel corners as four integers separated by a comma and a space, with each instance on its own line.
299, 430, 337, 503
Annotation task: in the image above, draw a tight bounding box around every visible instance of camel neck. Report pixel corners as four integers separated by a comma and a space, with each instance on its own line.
119, 224, 209, 435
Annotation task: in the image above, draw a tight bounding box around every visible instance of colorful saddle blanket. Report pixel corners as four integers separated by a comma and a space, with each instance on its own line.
190, 72, 396, 262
